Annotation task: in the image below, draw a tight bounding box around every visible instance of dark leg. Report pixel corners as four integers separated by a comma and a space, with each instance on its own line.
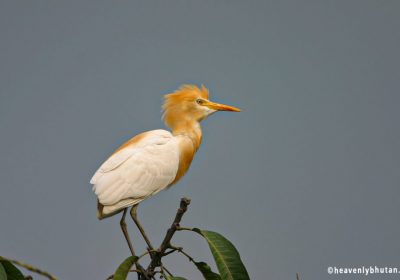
120, 208, 136, 256
120, 209, 151, 279
130, 205, 154, 251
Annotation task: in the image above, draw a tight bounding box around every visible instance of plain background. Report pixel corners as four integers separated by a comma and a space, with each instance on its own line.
1, 1, 399, 279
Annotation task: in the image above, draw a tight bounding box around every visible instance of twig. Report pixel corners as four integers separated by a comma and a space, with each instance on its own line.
138, 250, 157, 261
176, 249, 194, 263
0, 256, 58, 280
167, 245, 194, 263
146, 197, 191, 274
162, 249, 179, 257
106, 269, 141, 280
176, 226, 193, 231
159, 265, 167, 279
162, 266, 173, 276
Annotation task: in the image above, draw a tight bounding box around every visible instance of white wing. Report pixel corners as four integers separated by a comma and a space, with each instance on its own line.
90, 129, 179, 215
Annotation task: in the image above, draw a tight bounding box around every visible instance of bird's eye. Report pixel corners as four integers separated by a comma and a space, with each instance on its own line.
196, 99, 204, 105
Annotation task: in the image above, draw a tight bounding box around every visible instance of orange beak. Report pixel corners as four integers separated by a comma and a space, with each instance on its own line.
203, 100, 241, 112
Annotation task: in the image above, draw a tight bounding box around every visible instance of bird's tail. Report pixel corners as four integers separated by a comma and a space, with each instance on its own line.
97, 200, 121, 220
97, 199, 141, 220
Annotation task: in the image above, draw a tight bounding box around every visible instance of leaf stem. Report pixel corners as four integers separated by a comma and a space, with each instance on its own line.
0, 256, 58, 280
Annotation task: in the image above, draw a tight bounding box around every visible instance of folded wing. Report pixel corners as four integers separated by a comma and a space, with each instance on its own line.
90, 129, 180, 217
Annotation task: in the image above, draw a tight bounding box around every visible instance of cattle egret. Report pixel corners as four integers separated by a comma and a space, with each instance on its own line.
90, 84, 240, 255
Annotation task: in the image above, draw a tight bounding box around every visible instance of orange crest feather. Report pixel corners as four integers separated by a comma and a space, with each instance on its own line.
162, 84, 209, 128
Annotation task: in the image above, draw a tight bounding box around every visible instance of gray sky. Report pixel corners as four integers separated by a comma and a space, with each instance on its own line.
1, 1, 400, 279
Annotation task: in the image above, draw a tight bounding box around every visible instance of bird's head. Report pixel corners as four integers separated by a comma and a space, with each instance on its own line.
162, 84, 240, 130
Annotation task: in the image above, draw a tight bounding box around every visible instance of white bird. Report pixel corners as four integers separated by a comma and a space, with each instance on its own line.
90, 84, 240, 255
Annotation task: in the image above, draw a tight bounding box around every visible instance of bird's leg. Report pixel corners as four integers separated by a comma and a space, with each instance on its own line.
120, 208, 137, 256
120, 209, 152, 280
130, 205, 154, 252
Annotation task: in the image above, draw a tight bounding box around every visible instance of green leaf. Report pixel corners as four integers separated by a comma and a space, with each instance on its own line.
0, 263, 6, 280
0, 261, 25, 280
113, 256, 138, 280
166, 277, 187, 280
194, 261, 222, 280
192, 228, 250, 280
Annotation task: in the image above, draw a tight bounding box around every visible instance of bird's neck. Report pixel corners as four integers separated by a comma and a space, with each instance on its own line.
169, 120, 202, 185
171, 119, 202, 151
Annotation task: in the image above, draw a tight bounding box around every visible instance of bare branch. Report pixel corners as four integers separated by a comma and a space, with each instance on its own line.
168, 246, 195, 263
106, 198, 191, 279
146, 197, 191, 274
